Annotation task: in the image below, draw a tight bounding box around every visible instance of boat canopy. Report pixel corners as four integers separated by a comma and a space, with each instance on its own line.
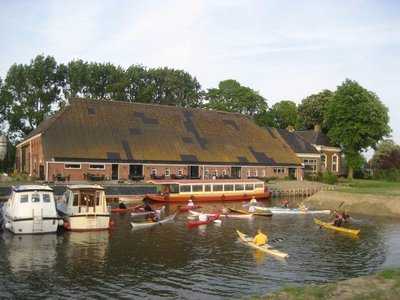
147, 178, 265, 185
12, 185, 53, 192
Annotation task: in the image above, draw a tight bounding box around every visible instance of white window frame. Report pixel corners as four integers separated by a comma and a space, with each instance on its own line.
64, 163, 81, 169
321, 154, 327, 168
332, 154, 339, 172
151, 168, 157, 176
89, 164, 105, 170
178, 169, 183, 176
165, 168, 170, 176
222, 169, 226, 176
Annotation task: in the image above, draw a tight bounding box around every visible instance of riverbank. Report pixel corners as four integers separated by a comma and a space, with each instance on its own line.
304, 180, 400, 217
261, 269, 400, 300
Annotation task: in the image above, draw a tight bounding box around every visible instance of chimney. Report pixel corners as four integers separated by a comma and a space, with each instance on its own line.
314, 124, 321, 132
286, 125, 295, 132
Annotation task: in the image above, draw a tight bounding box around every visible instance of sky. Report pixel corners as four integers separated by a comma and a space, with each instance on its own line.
0, 0, 399, 146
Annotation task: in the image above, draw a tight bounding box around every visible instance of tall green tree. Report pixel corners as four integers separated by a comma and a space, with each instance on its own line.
326, 79, 390, 179
4, 55, 66, 140
206, 80, 267, 116
269, 100, 298, 128
298, 89, 333, 130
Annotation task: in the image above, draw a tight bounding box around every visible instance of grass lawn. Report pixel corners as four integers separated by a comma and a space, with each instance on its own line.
336, 179, 400, 196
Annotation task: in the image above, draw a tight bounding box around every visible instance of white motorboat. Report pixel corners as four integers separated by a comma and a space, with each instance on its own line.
57, 185, 110, 231
1, 185, 62, 234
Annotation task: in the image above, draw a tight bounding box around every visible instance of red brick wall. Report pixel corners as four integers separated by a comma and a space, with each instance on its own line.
48, 163, 112, 181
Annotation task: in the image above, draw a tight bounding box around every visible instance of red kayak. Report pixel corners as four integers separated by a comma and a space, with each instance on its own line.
111, 204, 143, 213
187, 214, 220, 228
179, 205, 201, 212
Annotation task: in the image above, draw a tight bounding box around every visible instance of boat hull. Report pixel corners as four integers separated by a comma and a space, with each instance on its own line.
260, 207, 331, 215
2, 216, 60, 234
145, 192, 270, 203
63, 215, 110, 231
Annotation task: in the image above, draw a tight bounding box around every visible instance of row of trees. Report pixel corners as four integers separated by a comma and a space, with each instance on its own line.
370, 140, 400, 181
0, 55, 392, 179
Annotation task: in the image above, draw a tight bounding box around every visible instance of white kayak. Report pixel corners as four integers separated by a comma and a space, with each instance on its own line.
130, 206, 165, 218
189, 210, 253, 219
130, 212, 177, 229
255, 206, 331, 215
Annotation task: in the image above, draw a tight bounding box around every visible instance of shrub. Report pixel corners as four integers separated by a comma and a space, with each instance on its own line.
373, 169, 400, 181
322, 171, 337, 185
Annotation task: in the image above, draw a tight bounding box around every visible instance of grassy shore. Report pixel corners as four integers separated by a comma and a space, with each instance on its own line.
336, 179, 400, 197
259, 269, 400, 300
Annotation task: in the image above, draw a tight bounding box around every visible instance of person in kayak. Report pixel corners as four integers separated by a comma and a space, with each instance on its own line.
332, 210, 344, 227
248, 205, 257, 213
118, 202, 127, 209
282, 199, 289, 208
342, 210, 350, 223
187, 198, 195, 208
253, 229, 268, 246
249, 196, 258, 205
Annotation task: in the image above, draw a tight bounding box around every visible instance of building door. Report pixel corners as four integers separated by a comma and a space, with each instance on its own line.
188, 166, 199, 179
231, 167, 241, 179
39, 165, 45, 180
289, 168, 296, 179
129, 164, 143, 179
112, 164, 119, 180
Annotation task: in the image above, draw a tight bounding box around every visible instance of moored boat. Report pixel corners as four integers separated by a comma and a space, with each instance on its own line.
1, 185, 62, 234
236, 230, 288, 258
57, 185, 110, 231
314, 218, 360, 236
144, 179, 270, 203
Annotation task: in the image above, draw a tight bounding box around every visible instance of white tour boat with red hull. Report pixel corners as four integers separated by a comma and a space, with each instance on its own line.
145, 179, 270, 203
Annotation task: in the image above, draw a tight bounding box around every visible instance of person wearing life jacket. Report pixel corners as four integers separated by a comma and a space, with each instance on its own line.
332, 210, 343, 227
248, 205, 257, 213
282, 199, 289, 208
187, 198, 195, 208
249, 196, 258, 205
253, 229, 268, 246
342, 210, 350, 223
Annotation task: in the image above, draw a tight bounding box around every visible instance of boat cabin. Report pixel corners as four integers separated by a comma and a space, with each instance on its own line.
145, 179, 269, 202
2, 185, 60, 234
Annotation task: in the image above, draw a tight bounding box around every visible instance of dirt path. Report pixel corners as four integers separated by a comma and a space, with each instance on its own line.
304, 190, 400, 217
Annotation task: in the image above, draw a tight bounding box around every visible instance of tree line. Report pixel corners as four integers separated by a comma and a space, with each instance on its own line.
0, 55, 392, 178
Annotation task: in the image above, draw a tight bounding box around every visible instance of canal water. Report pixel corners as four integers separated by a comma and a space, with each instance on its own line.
1, 200, 400, 299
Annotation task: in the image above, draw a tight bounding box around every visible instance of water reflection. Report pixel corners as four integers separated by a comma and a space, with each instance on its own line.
2, 233, 58, 275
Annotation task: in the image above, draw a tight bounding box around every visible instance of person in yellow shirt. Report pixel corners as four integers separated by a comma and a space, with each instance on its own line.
253, 229, 268, 246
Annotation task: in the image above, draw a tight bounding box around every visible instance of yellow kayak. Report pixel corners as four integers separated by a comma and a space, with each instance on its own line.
236, 230, 289, 258
314, 218, 360, 236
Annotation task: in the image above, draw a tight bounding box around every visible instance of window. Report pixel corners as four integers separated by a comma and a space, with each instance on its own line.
43, 194, 51, 203
235, 184, 244, 191
73, 194, 79, 206
178, 169, 183, 176
304, 159, 317, 173
273, 167, 285, 174
222, 169, 226, 176
255, 183, 263, 189
205, 169, 209, 176
254, 170, 258, 177
20, 194, 28, 203
245, 184, 254, 191
65, 163, 81, 169
165, 168, 170, 176
89, 164, 105, 170
213, 184, 223, 192
321, 154, 327, 168
151, 168, 157, 176
192, 185, 203, 192
213, 170, 218, 177
31, 193, 40, 203
180, 185, 191, 193
247, 170, 251, 177
332, 154, 339, 172
204, 184, 211, 192
224, 184, 234, 191
262, 169, 266, 177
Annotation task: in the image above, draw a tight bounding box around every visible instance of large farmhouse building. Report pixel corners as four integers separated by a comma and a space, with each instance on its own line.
15, 98, 304, 182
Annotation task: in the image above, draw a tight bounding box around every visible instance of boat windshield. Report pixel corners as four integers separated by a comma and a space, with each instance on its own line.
157, 184, 179, 194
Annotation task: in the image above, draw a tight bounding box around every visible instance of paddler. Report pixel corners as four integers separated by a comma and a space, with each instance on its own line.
342, 210, 350, 223
253, 229, 268, 246
282, 199, 289, 208
187, 198, 195, 208
249, 196, 258, 205
332, 210, 344, 227
118, 202, 127, 209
